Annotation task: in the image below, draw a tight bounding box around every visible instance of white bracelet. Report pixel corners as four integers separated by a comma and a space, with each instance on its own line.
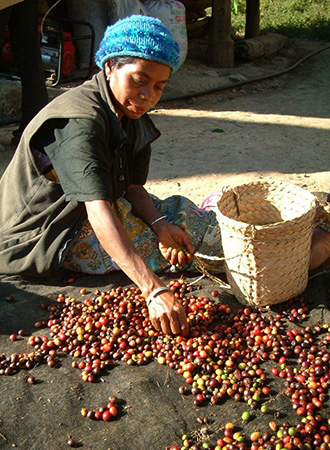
150, 215, 167, 227
146, 286, 171, 306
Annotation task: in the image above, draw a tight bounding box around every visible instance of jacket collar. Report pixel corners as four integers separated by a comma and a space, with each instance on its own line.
20, 70, 161, 154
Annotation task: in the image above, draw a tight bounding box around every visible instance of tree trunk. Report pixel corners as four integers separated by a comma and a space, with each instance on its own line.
245, 0, 260, 38
207, 0, 234, 68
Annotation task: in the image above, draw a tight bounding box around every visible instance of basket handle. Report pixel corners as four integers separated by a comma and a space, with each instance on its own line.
194, 254, 232, 292
194, 236, 252, 292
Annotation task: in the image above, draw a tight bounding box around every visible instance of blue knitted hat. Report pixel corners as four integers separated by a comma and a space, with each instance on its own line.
95, 15, 181, 73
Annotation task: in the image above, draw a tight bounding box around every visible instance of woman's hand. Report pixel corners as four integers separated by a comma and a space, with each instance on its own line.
153, 222, 194, 267
147, 290, 189, 337
124, 185, 194, 267
85, 199, 190, 337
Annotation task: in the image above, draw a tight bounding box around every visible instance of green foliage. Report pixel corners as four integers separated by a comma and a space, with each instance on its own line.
230, 0, 330, 40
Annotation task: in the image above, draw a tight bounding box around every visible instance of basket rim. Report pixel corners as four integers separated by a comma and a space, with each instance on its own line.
217, 180, 317, 230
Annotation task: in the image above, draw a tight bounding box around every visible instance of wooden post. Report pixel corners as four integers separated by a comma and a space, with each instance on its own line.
207, 0, 234, 68
245, 0, 260, 38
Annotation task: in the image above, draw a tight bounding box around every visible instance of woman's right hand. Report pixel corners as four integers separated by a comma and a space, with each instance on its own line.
147, 289, 189, 337
85, 200, 190, 337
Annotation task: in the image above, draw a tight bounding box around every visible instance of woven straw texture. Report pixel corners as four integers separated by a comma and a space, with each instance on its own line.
216, 181, 317, 307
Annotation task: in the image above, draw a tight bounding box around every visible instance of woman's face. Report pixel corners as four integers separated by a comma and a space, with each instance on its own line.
105, 58, 171, 120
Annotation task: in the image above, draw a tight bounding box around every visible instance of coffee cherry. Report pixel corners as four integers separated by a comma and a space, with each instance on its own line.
102, 410, 112, 422
67, 437, 78, 447
241, 411, 251, 421
26, 375, 36, 384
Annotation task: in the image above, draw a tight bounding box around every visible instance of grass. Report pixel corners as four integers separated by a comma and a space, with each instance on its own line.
209, 0, 330, 41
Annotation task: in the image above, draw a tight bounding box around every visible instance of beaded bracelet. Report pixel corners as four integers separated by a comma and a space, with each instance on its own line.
146, 286, 171, 306
150, 215, 167, 227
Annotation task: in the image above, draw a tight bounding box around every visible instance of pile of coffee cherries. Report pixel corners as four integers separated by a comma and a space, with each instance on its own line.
80, 394, 119, 422
2, 278, 330, 449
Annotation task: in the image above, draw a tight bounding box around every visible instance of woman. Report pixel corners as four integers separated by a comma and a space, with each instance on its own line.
310, 220, 330, 270
0, 16, 329, 336
0, 15, 224, 337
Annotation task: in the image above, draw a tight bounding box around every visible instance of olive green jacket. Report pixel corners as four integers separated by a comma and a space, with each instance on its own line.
0, 71, 160, 276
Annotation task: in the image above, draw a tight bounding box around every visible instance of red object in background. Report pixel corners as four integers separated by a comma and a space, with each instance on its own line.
1, 28, 12, 67
39, 24, 75, 77
1, 24, 75, 77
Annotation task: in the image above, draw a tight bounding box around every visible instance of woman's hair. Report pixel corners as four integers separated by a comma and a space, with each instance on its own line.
95, 15, 181, 73
107, 56, 139, 70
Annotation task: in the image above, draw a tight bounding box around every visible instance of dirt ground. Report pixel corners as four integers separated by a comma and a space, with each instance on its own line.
145, 38, 330, 205
0, 36, 330, 450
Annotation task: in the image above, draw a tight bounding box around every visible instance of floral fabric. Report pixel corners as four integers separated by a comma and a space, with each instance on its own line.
61, 195, 225, 274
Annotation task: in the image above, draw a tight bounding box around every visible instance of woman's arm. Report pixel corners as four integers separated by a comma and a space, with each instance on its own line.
309, 227, 330, 270
85, 199, 189, 336
124, 184, 163, 226
125, 184, 194, 267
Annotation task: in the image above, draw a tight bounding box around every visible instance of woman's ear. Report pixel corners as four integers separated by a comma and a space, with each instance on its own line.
105, 61, 111, 80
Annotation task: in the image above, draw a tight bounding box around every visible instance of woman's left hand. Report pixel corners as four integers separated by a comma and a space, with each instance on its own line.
124, 185, 194, 267
153, 222, 194, 267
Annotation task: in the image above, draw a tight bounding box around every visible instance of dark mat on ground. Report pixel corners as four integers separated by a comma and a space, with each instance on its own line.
0, 267, 329, 450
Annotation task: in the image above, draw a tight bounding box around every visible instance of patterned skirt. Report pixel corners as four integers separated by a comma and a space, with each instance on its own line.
61, 194, 225, 275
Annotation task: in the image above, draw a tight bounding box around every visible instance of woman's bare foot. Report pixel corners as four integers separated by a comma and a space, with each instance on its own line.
309, 227, 330, 270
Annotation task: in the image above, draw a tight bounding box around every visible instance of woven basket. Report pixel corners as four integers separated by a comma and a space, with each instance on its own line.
216, 181, 318, 307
